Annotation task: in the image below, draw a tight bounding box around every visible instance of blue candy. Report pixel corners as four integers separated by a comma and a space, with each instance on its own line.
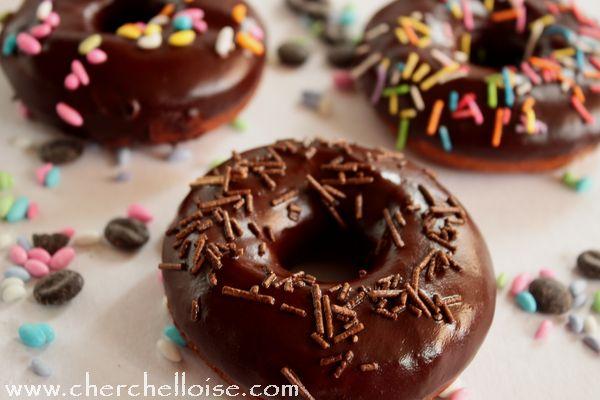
18, 323, 55, 348
6, 196, 29, 223
4, 266, 31, 282
567, 314, 584, 334
516, 291, 537, 313
44, 167, 61, 188
17, 235, 32, 251
30, 358, 52, 378
2, 33, 17, 56
173, 15, 193, 31
164, 325, 186, 347
37, 323, 55, 344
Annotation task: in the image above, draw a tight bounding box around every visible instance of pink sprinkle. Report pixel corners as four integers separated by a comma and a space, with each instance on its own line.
16, 32, 42, 55
35, 163, 53, 184
28, 247, 51, 264
127, 204, 154, 224
457, 93, 476, 110
516, 6, 526, 33
449, 388, 470, 400
56, 102, 84, 127
27, 202, 40, 220
461, 0, 474, 31
539, 268, 556, 279
64, 73, 80, 91
591, 84, 600, 94
510, 273, 531, 296
9, 245, 28, 265
193, 20, 208, 33
534, 320, 553, 340
61, 227, 76, 238
30, 23, 52, 39
466, 99, 484, 125
502, 108, 512, 125
49, 247, 76, 271
45, 12, 60, 28
571, 96, 596, 125
248, 25, 265, 41
24, 259, 50, 278
333, 71, 355, 91
87, 49, 107, 65
452, 109, 474, 119
370, 63, 387, 104
521, 62, 542, 85
16, 101, 30, 119
71, 60, 89, 86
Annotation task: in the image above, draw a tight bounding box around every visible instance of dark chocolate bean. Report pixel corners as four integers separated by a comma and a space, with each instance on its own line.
286, 0, 330, 19
577, 250, 600, 279
32, 233, 70, 255
528, 278, 572, 314
278, 41, 310, 67
34, 270, 84, 305
39, 139, 84, 164
104, 218, 149, 250
327, 44, 357, 68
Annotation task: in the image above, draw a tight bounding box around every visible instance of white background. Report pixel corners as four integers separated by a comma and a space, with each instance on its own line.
1, 0, 599, 399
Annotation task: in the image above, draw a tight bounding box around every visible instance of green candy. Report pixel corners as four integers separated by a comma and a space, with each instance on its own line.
0, 195, 14, 218
0, 171, 14, 191
496, 272, 508, 290
593, 291, 600, 314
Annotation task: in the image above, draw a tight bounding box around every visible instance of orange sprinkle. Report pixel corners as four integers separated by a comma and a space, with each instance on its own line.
492, 108, 504, 148
573, 86, 586, 104
160, 3, 176, 16
236, 32, 264, 56
529, 57, 561, 71
491, 9, 521, 22
522, 97, 536, 112
584, 71, 600, 79
401, 20, 420, 46
427, 100, 445, 136
232, 4, 247, 24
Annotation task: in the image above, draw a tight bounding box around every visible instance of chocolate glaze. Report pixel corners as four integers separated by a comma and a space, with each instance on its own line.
360, 0, 600, 167
161, 139, 495, 400
0, 0, 266, 146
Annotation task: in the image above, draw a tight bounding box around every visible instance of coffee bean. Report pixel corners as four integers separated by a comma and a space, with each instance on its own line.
39, 139, 84, 164
104, 218, 149, 250
34, 270, 84, 305
327, 44, 357, 68
528, 278, 572, 314
286, 0, 330, 19
32, 233, 70, 255
278, 41, 309, 67
577, 250, 600, 279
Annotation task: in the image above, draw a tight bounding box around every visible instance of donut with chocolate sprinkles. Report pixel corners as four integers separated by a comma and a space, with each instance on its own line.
160, 139, 495, 400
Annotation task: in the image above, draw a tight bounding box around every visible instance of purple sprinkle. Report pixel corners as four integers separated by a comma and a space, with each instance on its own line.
583, 336, 600, 354
114, 171, 132, 183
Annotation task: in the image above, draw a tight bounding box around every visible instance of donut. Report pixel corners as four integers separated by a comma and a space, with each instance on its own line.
355, 0, 600, 172
160, 139, 496, 399
0, 0, 266, 146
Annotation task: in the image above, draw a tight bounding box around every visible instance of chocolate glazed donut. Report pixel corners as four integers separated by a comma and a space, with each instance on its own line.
0, 0, 266, 146
356, 0, 600, 172
160, 139, 496, 400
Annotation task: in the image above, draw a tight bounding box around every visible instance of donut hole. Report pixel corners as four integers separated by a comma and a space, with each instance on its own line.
93, 1, 168, 33
469, 26, 527, 68
277, 222, 378, 283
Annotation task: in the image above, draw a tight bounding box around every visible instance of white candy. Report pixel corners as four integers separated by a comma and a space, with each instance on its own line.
138, 33, 163, 50
584, 316, 598, 335
438, 377, 463, 398
73, 230, 102, 246
9, 135, 34, 149
157, 338, 182, 362
216, 27, 235, 58
0, 233, 13, 250
36, 0, 53, 21
0, 277, 25, 292
2, 284, 26, 303
149, 14, 169, 26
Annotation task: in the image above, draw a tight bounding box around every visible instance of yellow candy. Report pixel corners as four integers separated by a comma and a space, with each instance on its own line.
117, 24, 142, 40
144, 24, 162, 36
232, 4, 247, 24
78, 34, 102, 55
168, 30, 196, 47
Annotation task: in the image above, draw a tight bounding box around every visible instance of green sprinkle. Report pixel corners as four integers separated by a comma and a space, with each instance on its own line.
230, 118, 247, 132
383, 84, 410, 97
396, 118, 410, 150
487, 81, 498, 109
310, 21, 324, 37
0, 171, 14, 191
496, 272, 508, 290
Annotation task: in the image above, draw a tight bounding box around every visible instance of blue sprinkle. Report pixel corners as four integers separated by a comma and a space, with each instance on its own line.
395, 62, 405, 73
116, 148, 131, 167
114, 171, 132, 183
576, 49, 585, 70
544, 25, 575, 43
6, 196, 29, 223
502, 68, 514, 107
44, 166, 61, 188
575, 177, 592, 193
164, 325, 186, 347
17, 235, 32, 251
19, 324, 47, 348
515, 291, 537, 313
439, 126, 452, 152
167, 147, 192, 163
2, 33, 17, 56
567, 314, 584, 334
4, 266, 31, 282
30, 358, 52, 378
449, 91, 459, 112
172, 15, 193, 31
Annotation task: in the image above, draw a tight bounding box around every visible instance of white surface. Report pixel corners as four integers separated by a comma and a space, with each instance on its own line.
1, 1, 600, 399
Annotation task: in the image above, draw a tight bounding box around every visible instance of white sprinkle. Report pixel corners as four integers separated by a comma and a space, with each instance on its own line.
149, 14, 170, 26
30, 358, 52, 378
116, 147, 132, 166
73, 230, 102, 247
167, 147, 191, 163
36, 0, 52, 21
410, 85, 425, 111
157, 338, 182, 362
2, 283, 26, 303
138, 33, 163, 50
365, 23, 389, 41
584, 316, 598, 335
0, 233, 13, 250
216, 26, 235, 58
350, 52, 382, 79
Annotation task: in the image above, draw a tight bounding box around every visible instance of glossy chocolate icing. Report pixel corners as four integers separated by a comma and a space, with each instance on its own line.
0, 0, 266, 146
360, 0, 600, 167
161, 140, 495, 400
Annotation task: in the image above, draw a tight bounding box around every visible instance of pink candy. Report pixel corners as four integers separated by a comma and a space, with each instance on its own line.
534, 320, 553, 340
49, 247, 75, 271
61, 227, 76, 238
64, 73, 80, 91
333, 71, 355, 91
27, 202, 40, 220
28, 247, 51, 264
193, 20, 208, 33
24, 259, 50, 278
127, 204, 153, 224
9, 245, 28, 265
56, 102, 84, 127
36, 163, 53, 184
539, 268, 556, 279
30, 23, 52, 39
45, 12, 60, 28
510, 273, 532, 296
86, 49, 107, 65
449, 388, 470, 400
71, 60, 89, 86
16, 32, 42, 55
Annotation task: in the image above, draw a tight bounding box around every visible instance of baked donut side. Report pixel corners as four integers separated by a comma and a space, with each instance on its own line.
357, 0, 600, 172
0, 0, 266, 146
160, 139, 496, 400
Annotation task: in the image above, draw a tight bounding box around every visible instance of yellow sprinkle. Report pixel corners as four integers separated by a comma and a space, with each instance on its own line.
552, 47, 576, 59
168, 30, 196, 47
416, 36, 431, 48
412, 63, 431, 83
232, 4, 247, 24
485, 0, 495, 12
400, 108, 417, 119
461, 33, 471, 58
236, 31, 264, 56
402, 52, 419, 80
389, 94, 399, 115
394, 28, 409, 44
78, 34, 102, 55
529, 15, 555, 29
420, 64, 460, 91
525, 109, 536, 134
449, 2, 463, 19
522, 97, 536, 112
144, 24, 162, 36
399, 17, 430, 36
117, 24, 142, 40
